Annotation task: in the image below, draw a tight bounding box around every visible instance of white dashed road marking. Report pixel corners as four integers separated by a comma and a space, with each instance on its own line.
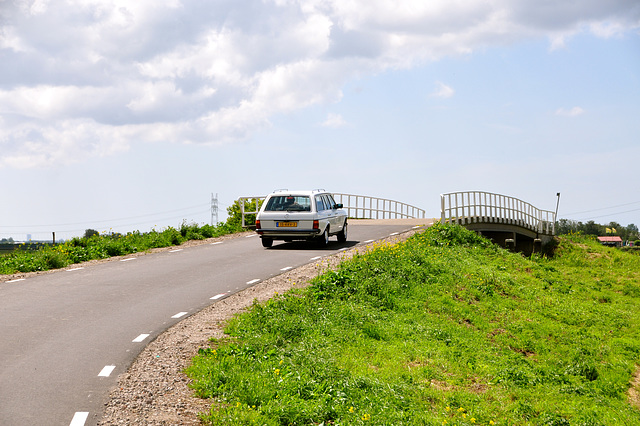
69, 411, 88, 426
120, 258, 136, 262
245, 234, 257, 238
210, 293, 227, 300
66, 267, 84, 272
364, 239, 374, 243
390, 232, 399, 236
211, 242, 223, 245
280, 266, 293, 271
169, 249, 183, 253
7, 278, 25, 283
247, 279, 260, 285
310, 256, 321, 261
98, 365, 116, 377
171, 312, 188, 319
132, 334, 150, 343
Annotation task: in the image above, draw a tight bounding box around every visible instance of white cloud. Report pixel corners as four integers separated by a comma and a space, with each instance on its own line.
321, 113, 347, 128
0, 0, 638, 168
430, 81, 455, 99
556, 106, 585, 117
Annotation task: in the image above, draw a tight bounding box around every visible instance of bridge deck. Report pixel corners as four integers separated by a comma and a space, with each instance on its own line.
447, 215, 553, 236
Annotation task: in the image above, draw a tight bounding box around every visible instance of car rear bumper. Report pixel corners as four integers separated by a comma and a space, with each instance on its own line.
257, 229, 322, 239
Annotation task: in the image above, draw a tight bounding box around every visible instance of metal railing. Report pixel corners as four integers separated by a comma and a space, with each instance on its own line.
239, 193, 426, 227
440, 191, 556, 235
238, 196, 264, 228
332, 193, 426, 219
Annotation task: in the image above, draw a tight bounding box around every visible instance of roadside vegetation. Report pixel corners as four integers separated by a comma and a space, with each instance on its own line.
186, 223, 640, 425
556, 219, 638, 245
0, 199, 258, 275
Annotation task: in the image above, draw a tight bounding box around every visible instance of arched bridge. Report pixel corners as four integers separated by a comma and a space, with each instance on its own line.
441, 191, 556, 254
238, 190, 556, 254
238, 192, 427, 227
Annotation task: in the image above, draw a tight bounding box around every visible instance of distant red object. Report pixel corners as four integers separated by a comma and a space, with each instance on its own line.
597, 236, 623, 247
597, 236, 622, 242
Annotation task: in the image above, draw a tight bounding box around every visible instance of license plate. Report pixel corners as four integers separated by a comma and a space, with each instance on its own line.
276, 221, 297, 228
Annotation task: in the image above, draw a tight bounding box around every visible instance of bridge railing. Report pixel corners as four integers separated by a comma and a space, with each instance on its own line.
332, 193, 426, 219
440, 191, 556, 235
239, 193, 426, 227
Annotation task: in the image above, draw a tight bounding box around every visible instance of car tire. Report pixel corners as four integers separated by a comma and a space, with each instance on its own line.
261, 238, 273, 248
317, 227, 329, 247
337, 221, 348, 243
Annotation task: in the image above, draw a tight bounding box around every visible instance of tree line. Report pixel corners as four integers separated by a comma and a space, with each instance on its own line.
556, 219, 639, 242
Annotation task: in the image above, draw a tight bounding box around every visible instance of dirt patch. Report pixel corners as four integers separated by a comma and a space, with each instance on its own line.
629, 365, 640, 410
97, 227, 423, 425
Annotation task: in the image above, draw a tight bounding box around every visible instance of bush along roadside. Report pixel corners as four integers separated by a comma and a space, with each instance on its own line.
186, 223, 640, 425
0, 221, 244, 275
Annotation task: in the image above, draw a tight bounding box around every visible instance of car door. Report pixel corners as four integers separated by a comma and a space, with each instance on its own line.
323, 194, 341, 232
315, 195, 330, 232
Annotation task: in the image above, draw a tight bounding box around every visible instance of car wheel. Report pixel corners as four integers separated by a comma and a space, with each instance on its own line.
317, 227, 329, 247
261, 238, 273, 248
337, 221, 348, 243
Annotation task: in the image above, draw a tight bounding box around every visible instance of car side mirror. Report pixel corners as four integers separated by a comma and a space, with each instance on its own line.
335, 203, 343, 209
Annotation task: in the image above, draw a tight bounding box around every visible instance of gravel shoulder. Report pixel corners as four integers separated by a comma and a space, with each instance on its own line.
97, 225, 426, 425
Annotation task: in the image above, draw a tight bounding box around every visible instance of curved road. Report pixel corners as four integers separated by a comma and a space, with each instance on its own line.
0, 220, 430, 426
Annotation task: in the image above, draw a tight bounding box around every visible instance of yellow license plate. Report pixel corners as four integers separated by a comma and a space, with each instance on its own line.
276, 221, 297, 228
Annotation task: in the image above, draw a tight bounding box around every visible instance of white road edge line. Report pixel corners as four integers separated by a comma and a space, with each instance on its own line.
245, 234, 257, 238
390, 232, 399, 236
210, 293, 228, 300
211, 242, 223, 245
132, 334, 150, 343
364, 239, 374, 243
310, 256, 321, 261
172, 312, 188, 319
280, 266, 293, 271
169, 249, 183, 253
120, 258, 136, 262
247, 279, 260, 285
7, 278, 25, 283
98, 365, 116, 377
66, 267, 84, 272
69, 411, 89, 426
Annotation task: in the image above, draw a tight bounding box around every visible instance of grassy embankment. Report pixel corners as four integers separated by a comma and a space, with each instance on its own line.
186, 223, 640, 425
0, 221, 242, 275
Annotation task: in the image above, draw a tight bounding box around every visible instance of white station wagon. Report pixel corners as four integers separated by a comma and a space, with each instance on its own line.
255, 189, 348, 248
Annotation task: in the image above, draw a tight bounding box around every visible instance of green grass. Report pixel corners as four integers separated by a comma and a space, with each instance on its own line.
186, 224, 640, 425
0, 221, 243, 275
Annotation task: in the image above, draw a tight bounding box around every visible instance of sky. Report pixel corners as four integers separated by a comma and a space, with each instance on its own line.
1, 0, 639, 241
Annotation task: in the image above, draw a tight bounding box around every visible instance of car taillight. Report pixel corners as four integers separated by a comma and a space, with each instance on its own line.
255, 220, 261, 229
313, 220, 319, 230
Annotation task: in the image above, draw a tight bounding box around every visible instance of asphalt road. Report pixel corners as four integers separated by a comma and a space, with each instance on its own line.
0, 220, 430, 426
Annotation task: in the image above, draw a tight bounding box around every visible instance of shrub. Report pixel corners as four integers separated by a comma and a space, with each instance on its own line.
0, 217, 245, 275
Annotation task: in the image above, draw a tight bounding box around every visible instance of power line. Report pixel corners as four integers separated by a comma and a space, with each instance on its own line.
2, 203, 211, 229
563, 200, 640, 216
1, 209, 212, 237
580, 207, 640, 221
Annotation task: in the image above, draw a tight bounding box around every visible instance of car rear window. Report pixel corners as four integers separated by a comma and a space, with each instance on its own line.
264, 195, 311, 211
